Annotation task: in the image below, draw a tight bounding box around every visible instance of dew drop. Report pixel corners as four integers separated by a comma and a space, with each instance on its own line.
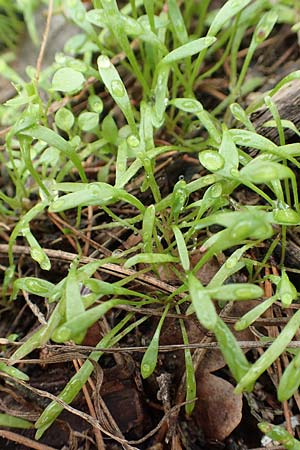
54, 327, 71, 342
112, 249, 124, 257
225, 257, 237, 269
210, 183, 222, 198
234, 287, 252, 300
75, 10, 85, 22
181, 100, 199, 112
230, 168, 239, 178
26, 279, 49, 293
51, 199, 64, 210
127, 135, 140, 148
282, 292, 293, 305
97, 55, 111, 69
199, 150, 224, 171
142, 363, 151, 377
111, 80, 125, 97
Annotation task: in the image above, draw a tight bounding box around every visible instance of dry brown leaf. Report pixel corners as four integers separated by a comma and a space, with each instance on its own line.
193, 371, 243, 441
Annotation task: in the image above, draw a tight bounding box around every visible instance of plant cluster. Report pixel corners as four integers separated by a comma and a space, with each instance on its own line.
1, 0, 300, 447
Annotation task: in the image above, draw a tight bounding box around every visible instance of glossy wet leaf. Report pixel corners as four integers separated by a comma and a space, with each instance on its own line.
208, 0, 252, 37
88, 94, 104, 114
253, 10, 278, 45
97, 55, 137, 134
272, 207, 300, 225
207, 284, 263, 302
207, 245, 249, 289
22, 228, 51, 271
65, 265, 85, 321
230, 103, 255, 132
52, 67, 85, 92
199, 150, 224, 172
84, 279, 148, 299
167, 0, 188, 44
218, 130, 239, 177
152, 64, 170, 127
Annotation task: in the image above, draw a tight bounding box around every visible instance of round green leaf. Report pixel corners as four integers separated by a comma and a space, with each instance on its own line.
78, 112, 99, 131
55, 108, 75, 131
52, 68, 85, 93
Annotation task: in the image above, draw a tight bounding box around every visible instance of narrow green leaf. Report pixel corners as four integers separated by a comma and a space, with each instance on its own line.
12, 277, 55, 300
141, 305, 169, 378
66, 265, 85, 321
208, 283, 263, 301
0, 362, 29, 381
208, 0, 252, 37
240, 160, 293, 183
142, 205, 156, 253
52, 299, 123, 342
235, 296, 277, 331
187, 273, 217, 331
278, 351, 300, 401
162, 37, 216, 64
85, 279, 148, 299
97, 55, 137, 134
167, 0, 188, 44
235, 309, 300, 393
0, 413, 32, 429
124, 253, 178, 268
214, 317, 251, 383
173, 225, 189, 271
